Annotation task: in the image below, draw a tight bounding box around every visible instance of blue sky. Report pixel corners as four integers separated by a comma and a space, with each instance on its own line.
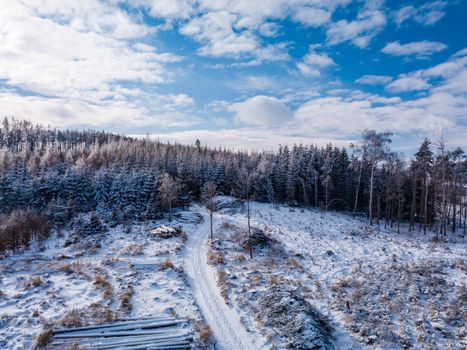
0, 0, 466, 154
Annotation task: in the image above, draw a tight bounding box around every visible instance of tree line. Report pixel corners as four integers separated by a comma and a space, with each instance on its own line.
0, 119, 465, 242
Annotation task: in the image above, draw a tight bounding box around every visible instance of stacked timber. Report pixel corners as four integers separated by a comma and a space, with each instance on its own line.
48, 316, 193, 349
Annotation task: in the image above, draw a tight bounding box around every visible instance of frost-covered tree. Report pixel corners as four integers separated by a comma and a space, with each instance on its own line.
202, 181, 218, 239
158, 173, 180, 221
234, 165, 256, 258
361, 130, 392, 225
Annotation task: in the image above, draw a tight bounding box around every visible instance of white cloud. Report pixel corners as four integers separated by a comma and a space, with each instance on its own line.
0, 1, 180, 99
228, 75, 280, 93
292, 7, 331, 27
24, 0, 153, 39
386, 76, 431, 93
228, 95, 292, 126
127, 0, 195, 21
0, 1, 200, 130
142, 128, 352, 152
356, 75, 393, 85
128, 0, 352, 60
326, 1, 386, 48
297, 47, 336, 77
258, 22, 280, 37
180, 11, 260, 58
382, 41, 447, 59
394, 1, 447, 27
0, 90, 200, 129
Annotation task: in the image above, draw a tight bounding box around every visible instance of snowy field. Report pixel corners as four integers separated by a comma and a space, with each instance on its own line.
0, 213, 210, 349
208, 199, 466, 349
0, 199, 465, 349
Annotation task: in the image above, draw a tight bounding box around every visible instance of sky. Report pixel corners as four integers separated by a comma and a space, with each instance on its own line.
0, 0, 466, 155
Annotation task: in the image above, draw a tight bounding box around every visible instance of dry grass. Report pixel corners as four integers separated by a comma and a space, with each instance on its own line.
24, 276, 43, 289
232, 253, 246, 261
119, 283, 134, 313
286, 258, 304, 272
119, 292, 132, 313
36, 330, 53, 348
102, 257, 124, 266
221, 221, 239, 231
93, 273, 113, 300
121, 244, 144, 255
104, 309, 113, 323
59, 260, 85, 275
60, 309, 82, 327
194, 321, 212, 346
269, 275, 283, 286
217, 270, 228, 301
160, 259, 175, 270
208, 250, 225, 265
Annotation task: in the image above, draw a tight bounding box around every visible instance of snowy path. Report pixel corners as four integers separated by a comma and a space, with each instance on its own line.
183, 210, 259, 350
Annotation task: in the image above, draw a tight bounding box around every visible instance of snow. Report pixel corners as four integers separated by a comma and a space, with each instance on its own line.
0, 215, 202, 349
183, 205, 261, 350
206, 200, 466, 349
1, 199, 465, 349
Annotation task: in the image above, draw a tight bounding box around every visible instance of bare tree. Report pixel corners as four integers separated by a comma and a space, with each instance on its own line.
234, 165, 256, 258
350, 143, 367, 218
202, 181, 218, 240
361, 130, 392, 225
257, 158, 275, 205
158, 173, 179, 221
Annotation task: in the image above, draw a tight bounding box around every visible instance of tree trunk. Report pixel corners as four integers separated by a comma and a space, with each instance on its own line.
210, 212, 213, 240
369, 162, 375, 225
409, 173, 416, 232
376, 193, 381, 227
353, 160, 363, 218
424, 172, 429, 235
314, 178, 318, 210
247, 199, 252, 258
397, 191, 402, 234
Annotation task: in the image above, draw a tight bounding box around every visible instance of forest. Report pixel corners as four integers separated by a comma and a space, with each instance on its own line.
0, 118, 465, 253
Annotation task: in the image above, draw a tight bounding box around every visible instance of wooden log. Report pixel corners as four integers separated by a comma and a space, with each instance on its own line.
54, 329, 189, 339
54, 322, 183, 337
77, 334, 192, 348
86, 336, 192, 349
56, 320, 183, 336
51, 332, 192, 346
54, 318, 182, 334
106, 340, 191, 350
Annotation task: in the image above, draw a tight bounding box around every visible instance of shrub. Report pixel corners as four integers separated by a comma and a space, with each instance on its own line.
194, 321, 212, 346
160, 259, 174, 270
60, 310, 82, 327
0, 210, 51, 255
36, 330, 53, 348
208, 250, 225, 265
121, 244, 144, 255
24, 276, 43, 289
120, 292, 132, 313
286, 258, 304, 272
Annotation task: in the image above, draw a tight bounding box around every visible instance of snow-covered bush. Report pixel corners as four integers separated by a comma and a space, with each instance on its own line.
255, 288, 334, 349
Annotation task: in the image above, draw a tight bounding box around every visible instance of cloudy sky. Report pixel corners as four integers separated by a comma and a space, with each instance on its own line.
1, 0, 466, 154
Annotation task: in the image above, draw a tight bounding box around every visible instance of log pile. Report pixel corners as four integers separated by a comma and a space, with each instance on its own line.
48, 316, 193, 349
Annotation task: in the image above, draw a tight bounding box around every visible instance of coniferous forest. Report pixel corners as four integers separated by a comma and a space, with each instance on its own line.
0, 118, 465, 254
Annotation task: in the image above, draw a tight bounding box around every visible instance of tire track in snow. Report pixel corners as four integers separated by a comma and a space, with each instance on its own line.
183, 209, 258, 350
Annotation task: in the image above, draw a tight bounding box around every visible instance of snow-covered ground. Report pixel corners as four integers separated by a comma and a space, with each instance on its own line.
0, 213, 207, 349
206, 198, 466, 349
183, 207, 262, 350
1, 199, 465, 349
